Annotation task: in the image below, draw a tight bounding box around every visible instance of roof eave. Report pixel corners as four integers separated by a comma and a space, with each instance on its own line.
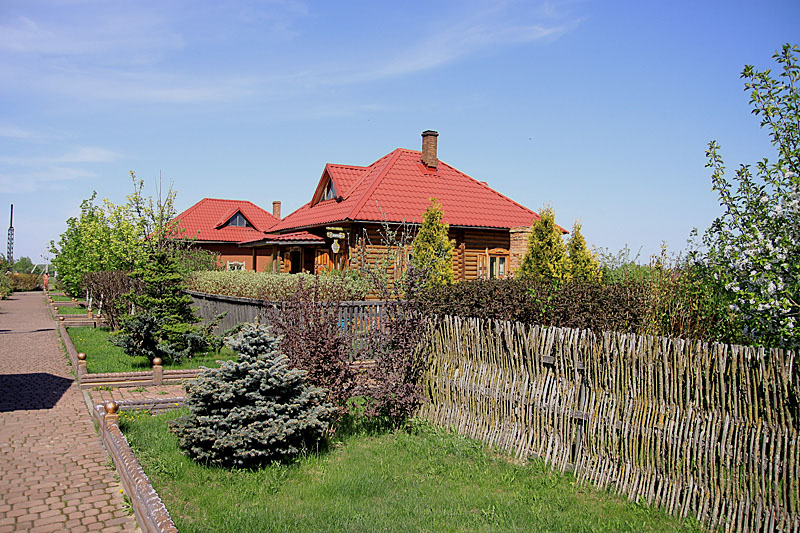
239, 239, 325, 247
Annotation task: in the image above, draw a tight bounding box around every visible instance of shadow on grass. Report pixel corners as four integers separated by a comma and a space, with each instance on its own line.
0, 373, 73, 412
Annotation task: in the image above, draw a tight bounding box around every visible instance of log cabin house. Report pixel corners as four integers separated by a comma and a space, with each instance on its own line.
238, 131, 550, 280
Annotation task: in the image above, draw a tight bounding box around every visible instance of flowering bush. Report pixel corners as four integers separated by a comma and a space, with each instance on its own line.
695, 44, 799, 348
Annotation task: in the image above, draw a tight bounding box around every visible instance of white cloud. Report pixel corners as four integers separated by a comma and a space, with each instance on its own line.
367, 21, 570, 81
259, 2, 580, 90
56, 147, 121, 163
0, 124, 34, 139
0, 167, 96, 194
0, 145, 121, 166
0, 12, 184, 60
0, 145, 120, 193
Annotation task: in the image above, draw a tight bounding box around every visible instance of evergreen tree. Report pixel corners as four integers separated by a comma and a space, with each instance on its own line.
170, 324, 334, 468
567, 221, 602, 282
113, 246, 208, 363
410, 198, 454, 286
113, 173, 213, 363
517, 205, 570, 284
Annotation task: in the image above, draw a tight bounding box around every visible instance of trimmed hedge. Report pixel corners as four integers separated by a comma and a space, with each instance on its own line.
419, 279, 649, 334
9, 273, 42, 291
186, 270, 371, 301
418, 273, 733, 343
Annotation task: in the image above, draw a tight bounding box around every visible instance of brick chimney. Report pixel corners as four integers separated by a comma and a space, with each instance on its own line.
421, 130, 439, 168
272, 201, 281, 219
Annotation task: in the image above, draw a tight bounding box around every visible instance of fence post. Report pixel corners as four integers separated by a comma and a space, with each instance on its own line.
77, 352, 87, 379
103, 401, 119, 438
152, 357, 163, 386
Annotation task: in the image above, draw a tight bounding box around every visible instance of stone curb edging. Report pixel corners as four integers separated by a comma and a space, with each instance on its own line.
58, 321, 204, 389
93, 398, 185, 533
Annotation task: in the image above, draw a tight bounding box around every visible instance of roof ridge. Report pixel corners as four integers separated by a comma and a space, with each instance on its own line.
345, 148, 404, 220
328, 163, 369, 170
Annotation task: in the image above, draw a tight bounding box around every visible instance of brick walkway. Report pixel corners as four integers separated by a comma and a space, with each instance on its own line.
0, 292, 139, 532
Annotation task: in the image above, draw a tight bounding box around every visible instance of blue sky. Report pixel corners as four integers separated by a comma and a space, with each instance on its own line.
1, 0, 798, 265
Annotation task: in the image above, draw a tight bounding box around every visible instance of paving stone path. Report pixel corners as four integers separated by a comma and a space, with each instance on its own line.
0, 292, 139, 532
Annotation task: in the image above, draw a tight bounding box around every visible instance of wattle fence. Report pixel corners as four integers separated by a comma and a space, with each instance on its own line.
418, 316, 800, 532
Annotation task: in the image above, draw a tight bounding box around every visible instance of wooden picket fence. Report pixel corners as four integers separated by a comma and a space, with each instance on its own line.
187, 290, 387, 341
418, 315, 800, 532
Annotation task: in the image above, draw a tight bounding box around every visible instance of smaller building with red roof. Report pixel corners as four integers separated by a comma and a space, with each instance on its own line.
171, 198, 281, 271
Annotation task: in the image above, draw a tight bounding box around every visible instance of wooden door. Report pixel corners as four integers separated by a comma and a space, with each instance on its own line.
315, 249, 333, 273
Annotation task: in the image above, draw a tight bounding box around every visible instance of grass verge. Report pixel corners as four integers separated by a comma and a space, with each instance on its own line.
50, 295, 73, 302
67, 326, 236, 373
58, 306, 88, 315
120, 410, 701, 533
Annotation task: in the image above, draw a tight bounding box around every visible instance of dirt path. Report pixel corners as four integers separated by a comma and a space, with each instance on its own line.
0, 291, 139, 532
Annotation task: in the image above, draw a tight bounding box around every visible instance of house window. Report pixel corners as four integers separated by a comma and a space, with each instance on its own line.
226, 261, 245, 271
480, 248, 509, 279
322, 181, 337, 201
227, 212, 251, 228
489, 255, 506, 279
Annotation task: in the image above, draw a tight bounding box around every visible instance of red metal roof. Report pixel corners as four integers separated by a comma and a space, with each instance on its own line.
270, 149, 543, 232
170, 198, 279, 242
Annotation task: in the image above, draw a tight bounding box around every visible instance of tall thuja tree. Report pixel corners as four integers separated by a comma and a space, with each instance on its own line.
697, 43, 800, 348
114, 172, 211, 362
410, 198, 454, 286
518, 205, 570, 284
567, 221, 602, 282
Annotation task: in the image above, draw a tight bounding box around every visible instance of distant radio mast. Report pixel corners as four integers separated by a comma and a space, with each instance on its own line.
7, 204, 13, 265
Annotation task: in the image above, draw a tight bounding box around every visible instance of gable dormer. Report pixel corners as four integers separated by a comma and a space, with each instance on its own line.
215, 209, 254, 229
311, 168, 340, 206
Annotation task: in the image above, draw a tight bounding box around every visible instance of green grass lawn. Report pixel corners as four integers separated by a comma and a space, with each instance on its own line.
57, 306, 88, 315
67, 327, 236, 373
120, 410, 700, 533
50, 295, 73, 302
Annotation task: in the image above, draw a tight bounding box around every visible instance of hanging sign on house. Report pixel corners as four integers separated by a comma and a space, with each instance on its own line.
326, 228, 346, 239
331, 240, 341, 254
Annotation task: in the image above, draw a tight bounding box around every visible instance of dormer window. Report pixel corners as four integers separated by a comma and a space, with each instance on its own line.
322, 181, 337, 201
226, 211, 252, 228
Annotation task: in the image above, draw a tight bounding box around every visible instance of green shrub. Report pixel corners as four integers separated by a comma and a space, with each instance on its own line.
9, 273, 42, 291
186, 270, 371, 301
170, 323, 334, 468
114, 248, 212, 363
0, 272, 11, 299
